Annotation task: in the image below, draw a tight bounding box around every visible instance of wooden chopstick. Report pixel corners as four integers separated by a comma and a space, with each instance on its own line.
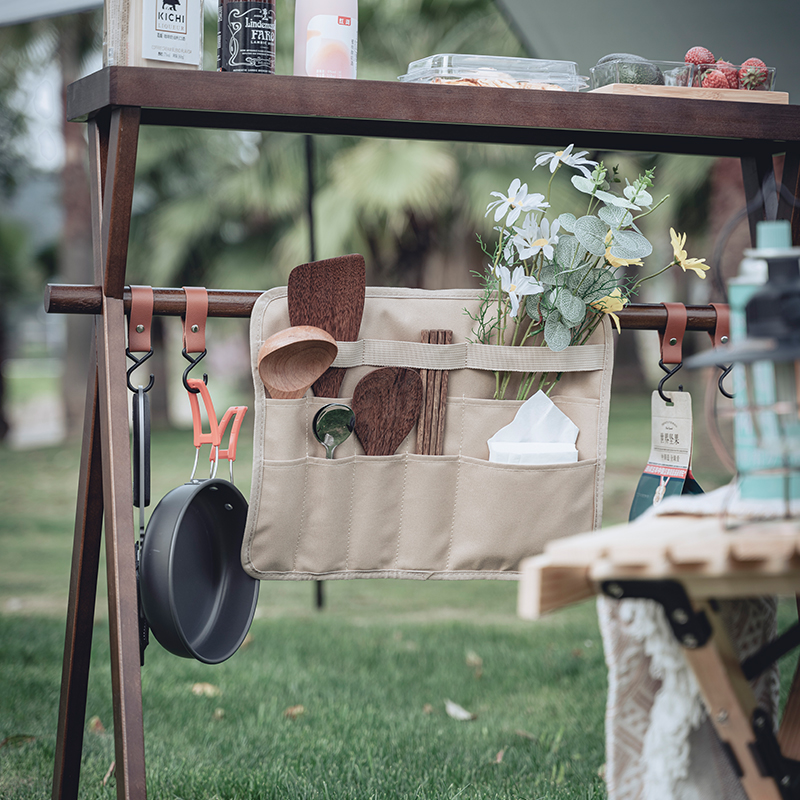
416, 329, 452, 456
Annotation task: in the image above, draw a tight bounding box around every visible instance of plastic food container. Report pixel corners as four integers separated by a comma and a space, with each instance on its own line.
398, 54, 589, 92
590, 60, 696, 89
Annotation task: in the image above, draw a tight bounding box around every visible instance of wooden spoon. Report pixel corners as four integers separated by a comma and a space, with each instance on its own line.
287, 254, 366, 398
257, 326, 338, 399
352, 367, 423, 456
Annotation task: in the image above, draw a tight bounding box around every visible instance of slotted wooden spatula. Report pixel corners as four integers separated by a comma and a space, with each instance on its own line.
287, 254, 366, 398
352, 367, 423, 456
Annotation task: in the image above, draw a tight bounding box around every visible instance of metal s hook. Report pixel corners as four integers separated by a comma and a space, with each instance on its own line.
181, 286, 209, 395
181, 347, 208, 393
657, 303, 687, 405
657, 358, 684, 404
708, 303, 734, 400
126, 285, 155, 393
718, 365, 734, 399
126, 348, 155, 393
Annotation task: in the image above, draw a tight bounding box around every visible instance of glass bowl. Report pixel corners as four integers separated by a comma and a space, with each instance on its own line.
590, 60, 695, 89
695, 62, 777, 91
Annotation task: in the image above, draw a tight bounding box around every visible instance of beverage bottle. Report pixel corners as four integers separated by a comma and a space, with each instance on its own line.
218, 0, 277, 73
293, 0, 358, 78
104, 0, 204, 69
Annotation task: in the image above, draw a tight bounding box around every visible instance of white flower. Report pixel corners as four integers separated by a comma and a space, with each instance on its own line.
513, 216, 561, 261
495, 264, 544, 317
534, 144, 597, 178
486, 178, 549, 225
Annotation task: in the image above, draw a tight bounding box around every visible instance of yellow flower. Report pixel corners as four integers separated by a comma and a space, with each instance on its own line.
603, 230, 643, 269
590, 288, 628, 333
669, 228, 709, 278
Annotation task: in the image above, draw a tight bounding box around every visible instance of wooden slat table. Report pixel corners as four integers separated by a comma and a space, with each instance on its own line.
518, 512, 800, 799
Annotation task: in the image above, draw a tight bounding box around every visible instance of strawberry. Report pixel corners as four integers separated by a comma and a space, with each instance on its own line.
701, 70, 730, 89
714, 60, 739, 89
684, 46, 715, 65
739, 57, 768, 89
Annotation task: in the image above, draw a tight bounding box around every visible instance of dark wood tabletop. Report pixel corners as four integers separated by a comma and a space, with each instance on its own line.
67, 67, 800, 159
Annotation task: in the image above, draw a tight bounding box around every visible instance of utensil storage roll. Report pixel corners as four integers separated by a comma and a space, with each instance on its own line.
243, 287, 614, 580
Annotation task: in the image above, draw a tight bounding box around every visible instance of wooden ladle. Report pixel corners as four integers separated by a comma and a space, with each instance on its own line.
257, 326, 338, 399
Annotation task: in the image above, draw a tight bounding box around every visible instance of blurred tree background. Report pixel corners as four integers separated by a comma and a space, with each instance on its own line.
0, 0, 727, 443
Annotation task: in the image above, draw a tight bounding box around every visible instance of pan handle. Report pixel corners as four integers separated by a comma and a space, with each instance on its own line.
186, 377, 220, 479
186, 378, 248, 482
213, 406, 247, 483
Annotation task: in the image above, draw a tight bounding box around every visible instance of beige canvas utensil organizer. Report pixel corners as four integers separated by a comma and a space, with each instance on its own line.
243, 286, 614, 580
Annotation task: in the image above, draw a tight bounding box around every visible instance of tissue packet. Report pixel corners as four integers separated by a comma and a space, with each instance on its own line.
487, 391, 579, 465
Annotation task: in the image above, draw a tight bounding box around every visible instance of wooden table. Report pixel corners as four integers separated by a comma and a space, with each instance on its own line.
51, 66, 800, 800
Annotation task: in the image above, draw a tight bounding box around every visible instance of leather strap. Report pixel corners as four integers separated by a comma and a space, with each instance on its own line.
128, 285, 154, 353
182, 286, 208, 354
709, 303, 730, 348
658, 303, 687, 365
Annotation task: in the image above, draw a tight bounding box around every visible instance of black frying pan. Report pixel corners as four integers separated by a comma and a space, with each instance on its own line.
138, 477, 258, 665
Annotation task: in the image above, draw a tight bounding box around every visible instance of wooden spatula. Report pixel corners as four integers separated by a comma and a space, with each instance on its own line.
352, 367, 423, 456
287, 254, 366, 398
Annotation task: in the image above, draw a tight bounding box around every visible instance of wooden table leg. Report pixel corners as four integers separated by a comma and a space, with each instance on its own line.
97, 294, 146, 800
93, 105, 146, 800
52, 348, 104, 800
683, 600, 784, 800
777, 149, 800, 245
741, 152, 779, 244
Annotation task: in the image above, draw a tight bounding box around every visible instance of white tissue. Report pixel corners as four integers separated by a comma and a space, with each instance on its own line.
487, 391, 579, 465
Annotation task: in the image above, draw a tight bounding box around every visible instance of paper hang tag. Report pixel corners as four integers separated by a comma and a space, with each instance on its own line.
628, 390, 703, 522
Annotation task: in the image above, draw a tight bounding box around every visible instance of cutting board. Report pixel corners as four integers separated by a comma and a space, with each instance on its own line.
590, 84, 789, 104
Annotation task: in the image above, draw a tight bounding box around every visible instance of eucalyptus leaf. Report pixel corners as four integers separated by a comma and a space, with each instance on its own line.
558, 212, 577, 233
598, 205, 633, 230
525, 292, 542, 320
572, 215, 609, 258
554, 235, 580, 269
594, 188, 640, 209
554, 288, 587, 325
570, 175, 597, 196
576, 269, 619, 304
624, 184, 653, 208
609, 229, 653, 259
544, 313, 572, 352
538, 263, 558, 286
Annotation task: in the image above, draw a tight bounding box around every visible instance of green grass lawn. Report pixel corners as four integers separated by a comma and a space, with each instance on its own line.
0, 388, 789, 799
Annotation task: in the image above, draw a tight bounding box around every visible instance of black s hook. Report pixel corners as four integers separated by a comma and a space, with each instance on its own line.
717, 365, 734, 399
126, 348, 155, 393
182, 347, 208, 393
657, 358, 684, 405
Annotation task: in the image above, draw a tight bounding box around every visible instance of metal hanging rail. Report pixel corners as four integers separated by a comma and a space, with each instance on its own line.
44, 283, 723, 331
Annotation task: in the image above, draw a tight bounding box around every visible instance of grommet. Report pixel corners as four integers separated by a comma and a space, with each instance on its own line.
191, 324, 199, 334
669, 337, 677, 346
136, 324, 145, 334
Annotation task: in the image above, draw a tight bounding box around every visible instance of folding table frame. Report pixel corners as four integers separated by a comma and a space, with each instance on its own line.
46, 66, 800, 799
